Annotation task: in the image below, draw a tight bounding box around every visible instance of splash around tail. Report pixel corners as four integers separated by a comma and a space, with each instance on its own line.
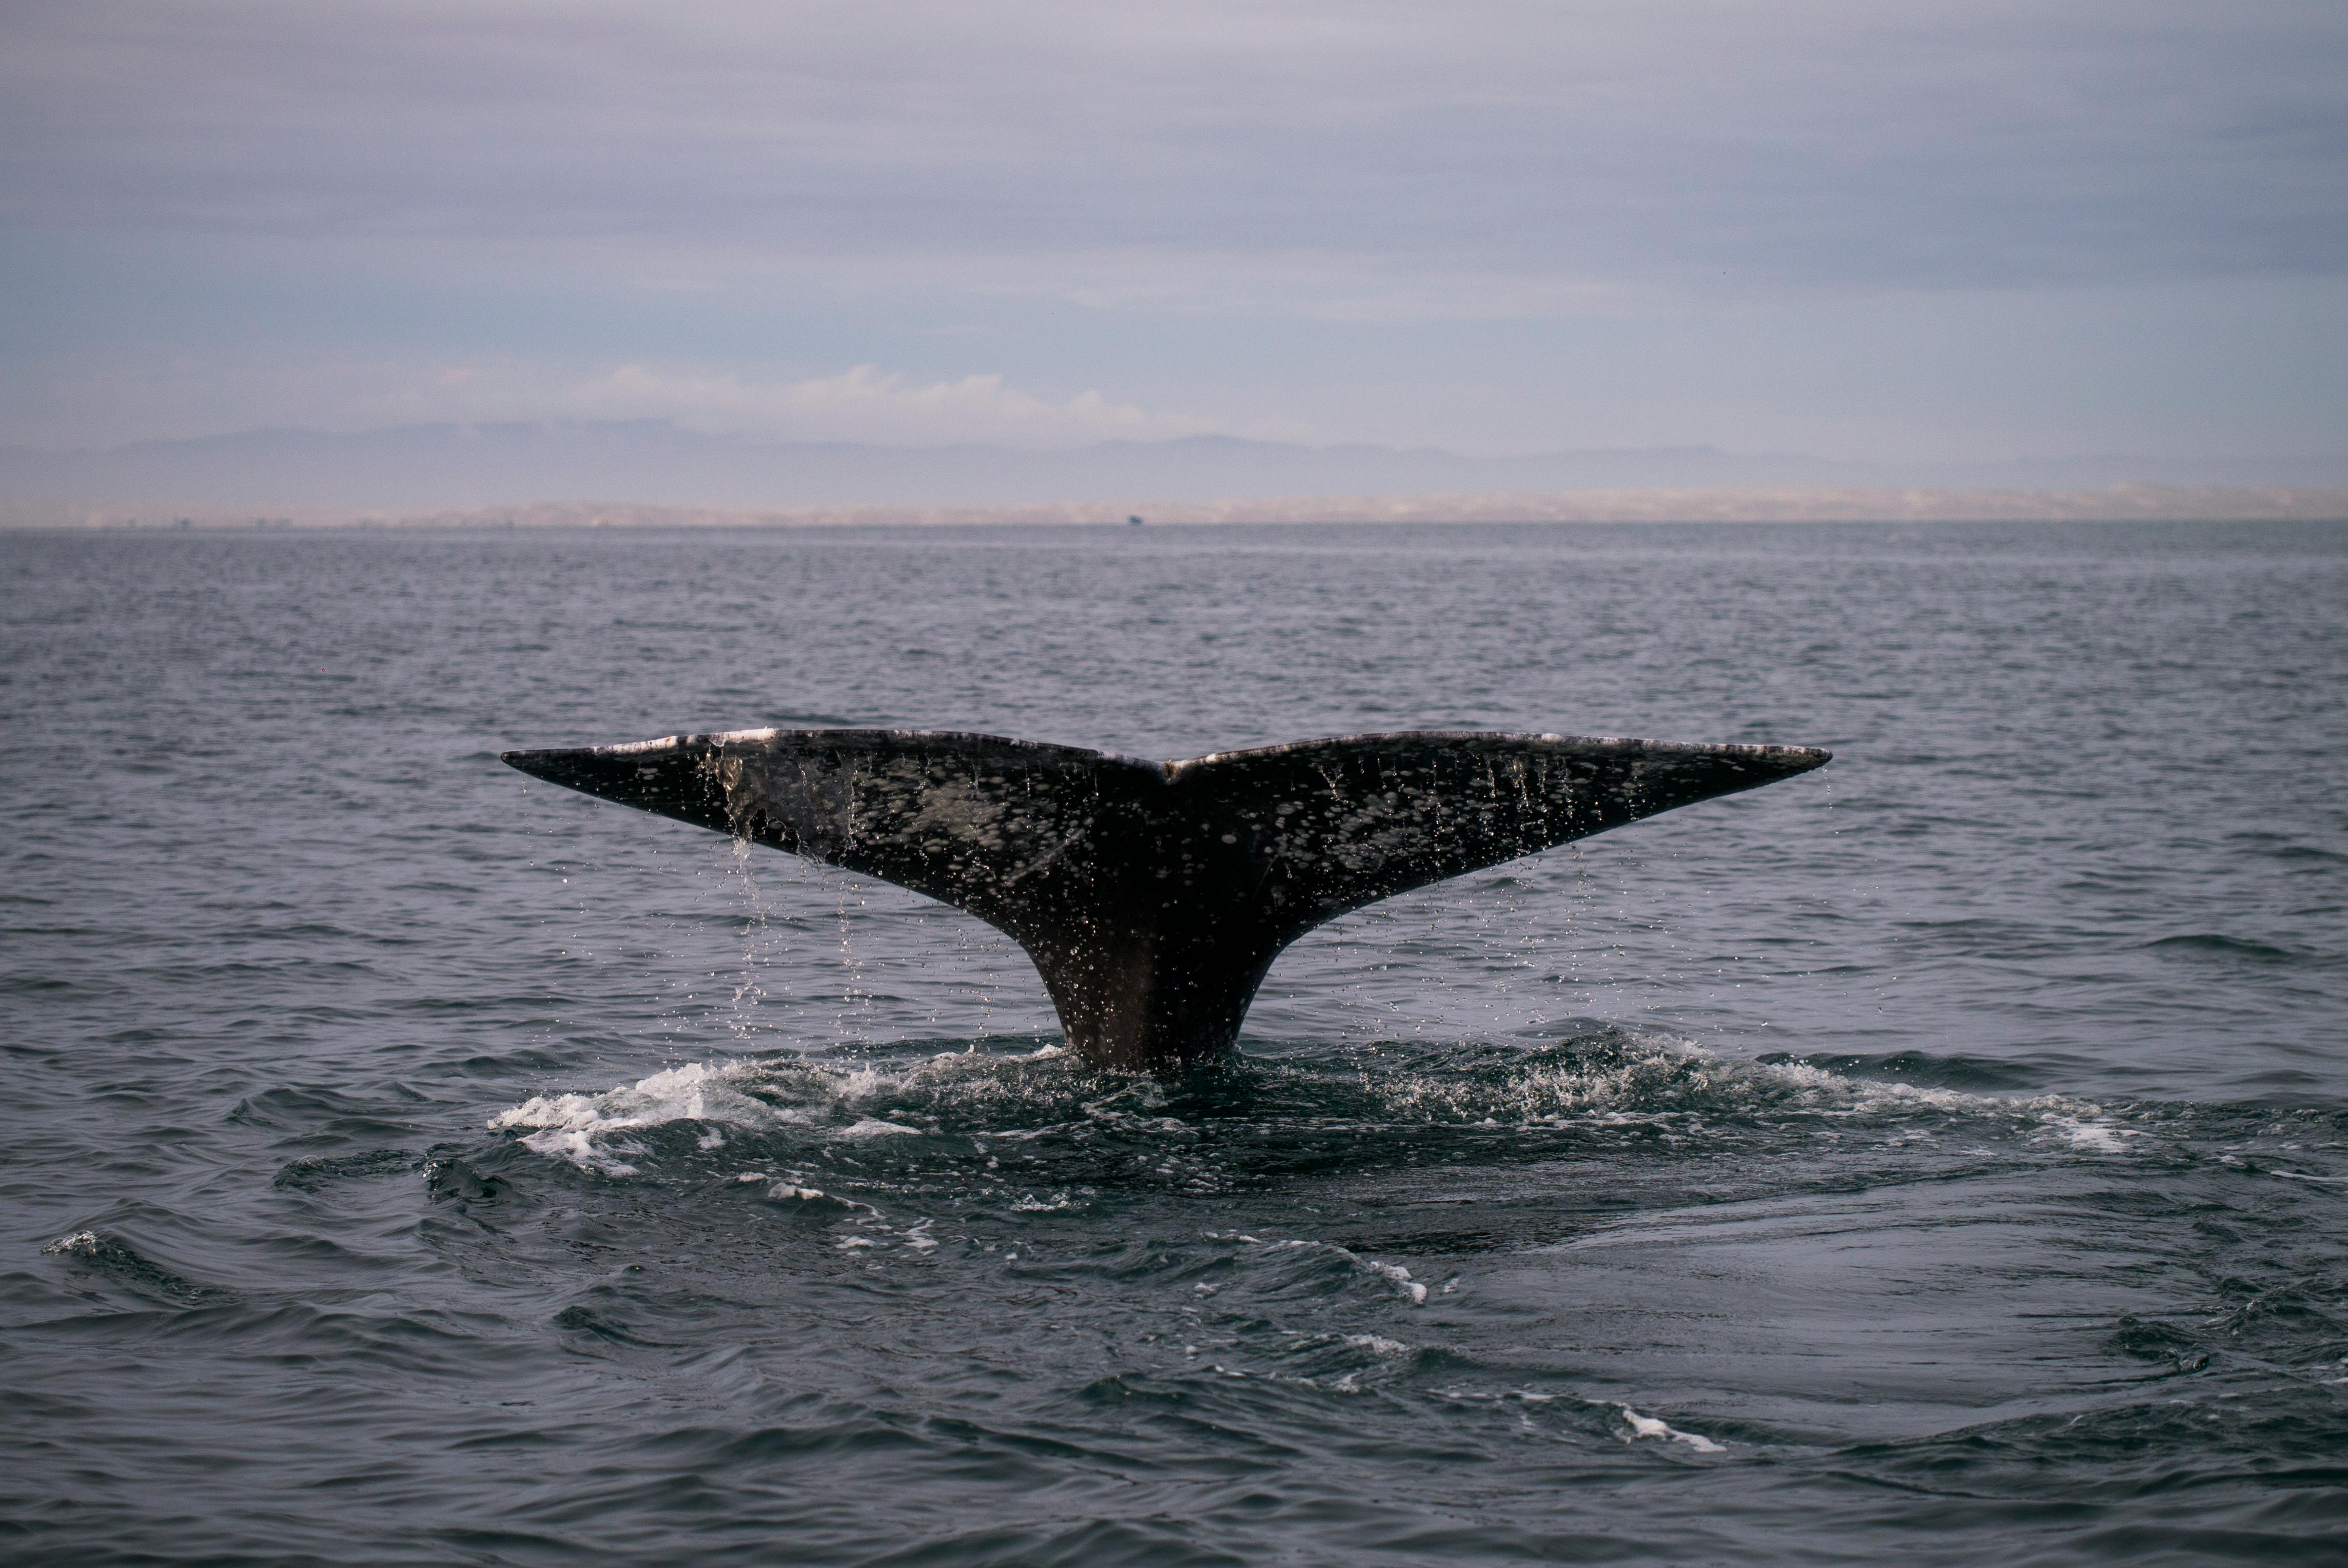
503, 729, 1829, 1067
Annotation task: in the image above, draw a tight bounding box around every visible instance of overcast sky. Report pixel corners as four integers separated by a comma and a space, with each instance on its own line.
4, 0, 2344, 459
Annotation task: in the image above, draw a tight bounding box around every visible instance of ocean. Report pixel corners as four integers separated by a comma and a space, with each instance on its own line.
4, 520, 2344, 1564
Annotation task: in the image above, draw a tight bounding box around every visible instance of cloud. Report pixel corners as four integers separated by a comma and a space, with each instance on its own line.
4, 1, 2343, 301
0, 340, 1221, 449
365, 361, 1200, 446
2, 3, 2343, 458
584, 363, 1181, 444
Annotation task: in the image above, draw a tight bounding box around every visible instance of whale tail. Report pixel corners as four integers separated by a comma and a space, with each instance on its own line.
503, 729, 1829, 1067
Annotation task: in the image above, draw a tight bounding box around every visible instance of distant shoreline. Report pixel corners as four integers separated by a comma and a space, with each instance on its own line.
6, 483, 2347, 531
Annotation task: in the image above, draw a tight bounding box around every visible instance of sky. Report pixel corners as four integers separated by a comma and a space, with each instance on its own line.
4, 0, 2345, 462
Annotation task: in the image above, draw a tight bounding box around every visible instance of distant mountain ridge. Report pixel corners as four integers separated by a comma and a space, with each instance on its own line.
3, 421, 2344, 511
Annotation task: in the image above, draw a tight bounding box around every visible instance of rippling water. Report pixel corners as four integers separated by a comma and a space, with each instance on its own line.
5, 521, 2345, 1564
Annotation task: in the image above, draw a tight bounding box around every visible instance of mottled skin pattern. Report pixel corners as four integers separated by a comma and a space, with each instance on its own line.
504, 730, 1830, 1068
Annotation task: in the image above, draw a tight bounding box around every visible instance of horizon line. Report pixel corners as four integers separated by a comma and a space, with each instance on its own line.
8, 482, 2347, 532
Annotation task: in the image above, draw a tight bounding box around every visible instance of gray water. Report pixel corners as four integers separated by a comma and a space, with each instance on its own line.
4, 521, 2345, 1565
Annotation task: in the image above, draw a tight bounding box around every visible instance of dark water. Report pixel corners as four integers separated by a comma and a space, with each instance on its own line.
5, 521, 2346, 1565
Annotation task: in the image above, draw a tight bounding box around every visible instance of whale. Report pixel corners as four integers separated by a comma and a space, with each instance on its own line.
503, 729, 1829, 1068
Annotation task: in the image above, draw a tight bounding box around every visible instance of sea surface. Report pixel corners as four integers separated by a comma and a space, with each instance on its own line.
4, 520, 2345, 1565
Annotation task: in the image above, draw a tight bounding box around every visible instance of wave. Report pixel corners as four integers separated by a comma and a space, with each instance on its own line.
2142, 933, 2304, 964
482, 1028, 2146, 1184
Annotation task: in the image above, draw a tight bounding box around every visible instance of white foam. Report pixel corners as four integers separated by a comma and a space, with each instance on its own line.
1733, 1056, 2136, 1151
839, 1117, 924, 1139
518, 1127, 641, 1177
1215, 1232, 1433, 1305
1365, 1261, 1429, 1305
1344, 1334, 1411, 1356
492, 1061, 815, 1173
43, 1231, 100, 1257
493, 1062, 807, 1138
487, 1055, 987, 1172
2050, 1116, 2135, 1153
1621, 1405, 1726, 1453
1372, 1031, 2141, 1159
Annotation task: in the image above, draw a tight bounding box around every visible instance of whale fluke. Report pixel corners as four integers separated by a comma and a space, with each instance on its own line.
503, 729, 1829, 1068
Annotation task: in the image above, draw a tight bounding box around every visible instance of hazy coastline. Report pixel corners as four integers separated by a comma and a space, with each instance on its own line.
10, 482, 2346, 531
